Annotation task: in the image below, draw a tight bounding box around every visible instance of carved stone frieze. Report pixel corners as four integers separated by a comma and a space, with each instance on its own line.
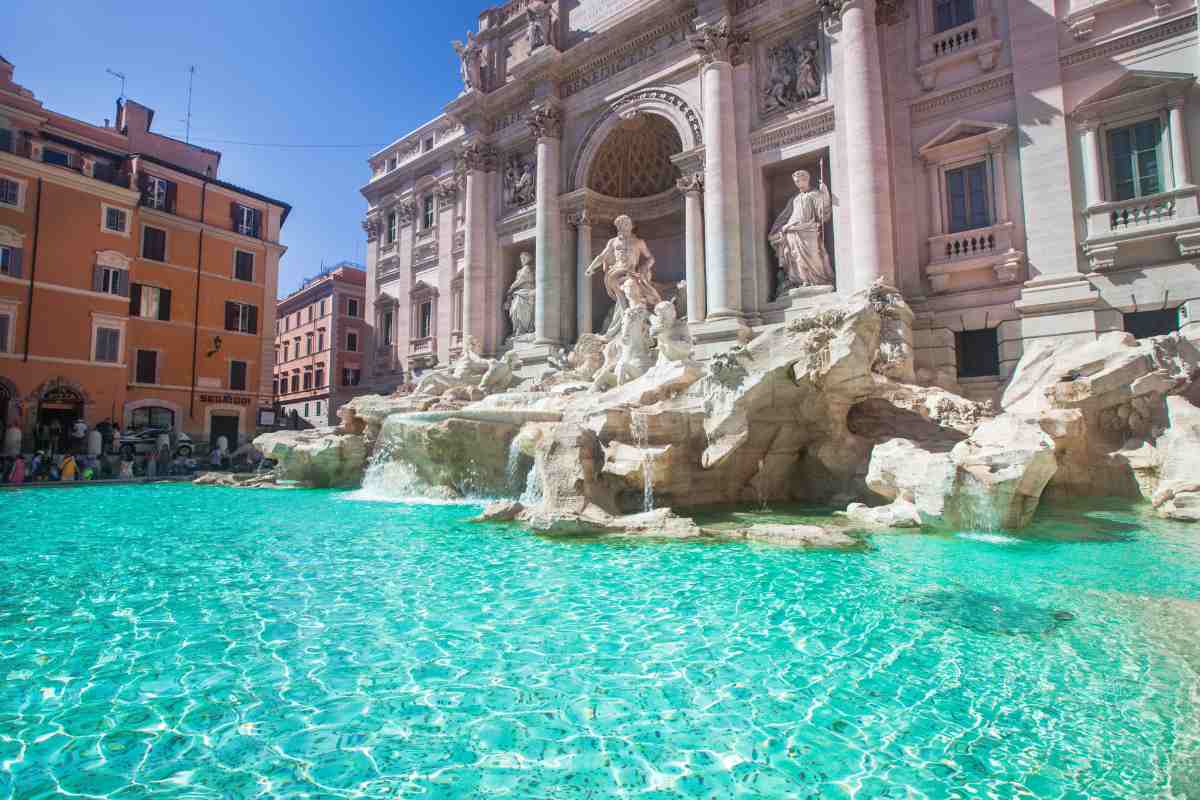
396, 198, 417, 226
436, 179, 459, 203
612, 89, 702, 145
676, 173, 704, 194
688, 16, 749, 66
750, 108, 836, 154
567, 209, 595, 228
362, 216, 381, 242
503, 152, 537, 209
412, 239, 439, 267
761, 36, 822, 116
528, 104, 563, 140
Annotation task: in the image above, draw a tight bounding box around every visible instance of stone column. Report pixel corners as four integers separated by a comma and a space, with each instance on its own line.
830, 0, 895, 292
925, 161, 943, 236
1080, 120, 1103, 207
530, 104, 564, 345
570, 210, 594, 338
457, 141, 497, 353
1167, 97, 1193, 188
677, 173, 707, 323
690, 17, 747, 319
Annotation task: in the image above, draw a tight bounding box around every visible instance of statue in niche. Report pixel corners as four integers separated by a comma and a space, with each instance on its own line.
452, 32, 483, 93
762, 40, 821, 114
504, 155, 536, 208
769, 166, 834, 293
527, 1, 554, 51
585, 214, 663, 339
505, 251, 536, 338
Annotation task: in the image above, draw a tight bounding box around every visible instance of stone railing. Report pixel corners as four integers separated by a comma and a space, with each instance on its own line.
916, 14, 1001, 90
929, 221, 1014, 266
1082, 186, 1200, 270
410, 336, 437, 355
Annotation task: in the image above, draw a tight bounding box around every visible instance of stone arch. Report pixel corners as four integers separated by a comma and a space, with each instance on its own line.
27, 376, 92, 406
569, 87, 703, 193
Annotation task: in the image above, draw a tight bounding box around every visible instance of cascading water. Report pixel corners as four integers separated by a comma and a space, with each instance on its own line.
519, 459, 543, 507
505, 438, 524, 497
630, 412, 654, 513
351, 418, 463, 503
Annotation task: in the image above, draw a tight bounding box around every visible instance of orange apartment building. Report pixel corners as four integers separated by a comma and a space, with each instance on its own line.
273, 262, 367, 428
0, 56, 289, 451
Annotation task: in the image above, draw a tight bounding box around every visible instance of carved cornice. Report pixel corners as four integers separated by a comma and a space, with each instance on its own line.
396, 198, 417, 226
527, 104, 563, 140
688, 16, 750, 66
562, 10, 696, 97
613, 89, 703, 145
750, 107, 836, 154
457, 141, 499, 173
1059, 12, 1196, 67
675, 173, 705, 194
497, 209, 537, 236
362, 216, 381, 242
436, 179, 459, 202
909, 73, 1014, 119
412, 239, 439, 267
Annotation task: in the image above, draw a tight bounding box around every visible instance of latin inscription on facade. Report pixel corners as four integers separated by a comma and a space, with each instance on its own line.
563, 14, 693, 96
570, 0, 643, 33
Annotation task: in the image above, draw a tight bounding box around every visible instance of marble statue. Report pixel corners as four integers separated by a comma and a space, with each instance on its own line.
762, 40, 821, 114
480, 351, 521, 395
452, 33, 483, 92
505, 252, 536, 338
526, 1, 553, 50
769, 167, 834, 292
585, 214, 663, 338
651, 301, 692, 364
504, 155, 536, 208
591, 285, 655, 392
412, 335, 491, 396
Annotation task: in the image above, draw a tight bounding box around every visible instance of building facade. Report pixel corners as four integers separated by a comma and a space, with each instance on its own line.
273, 262, 368, 427
362, 0, 1198, 399
0, 57, 289, 450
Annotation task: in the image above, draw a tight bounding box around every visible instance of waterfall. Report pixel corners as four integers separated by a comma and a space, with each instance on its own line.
952, 475, 1004, 534
519, 459, 543, 507
631, 412, 654, 514
505, 438, 524, 497
756, 457, 769, 512
349, 419, 464, 504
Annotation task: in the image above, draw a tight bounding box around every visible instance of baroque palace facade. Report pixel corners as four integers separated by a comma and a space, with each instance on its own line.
0, 56, 288, 449
361, 0, 1198, 399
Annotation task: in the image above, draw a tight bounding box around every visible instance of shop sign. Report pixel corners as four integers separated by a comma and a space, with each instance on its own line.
199, 393, 252, 406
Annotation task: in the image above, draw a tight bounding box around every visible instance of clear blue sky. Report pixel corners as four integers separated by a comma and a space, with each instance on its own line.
6, 1, 476, 295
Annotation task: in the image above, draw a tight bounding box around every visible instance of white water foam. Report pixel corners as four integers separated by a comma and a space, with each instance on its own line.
956, 531, 1021, 545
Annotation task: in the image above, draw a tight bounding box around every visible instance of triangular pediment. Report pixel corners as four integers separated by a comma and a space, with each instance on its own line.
919, 119, 1011, 156
1074, 70, 1194, 116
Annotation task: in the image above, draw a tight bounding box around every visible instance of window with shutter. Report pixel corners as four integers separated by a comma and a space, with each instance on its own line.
230, 361, 248, 391
95, 267, 125, 296
291, 374, 299, 392
0, 129, 12, 154
143, 176, 171, 210
129, 283, 142, 316
234, 251, 254, 281
142, 226, 166, 261
95, 327, 121, 363
42, 148, 70, 167
159, 288, 171, 321
315, 367, 324, 387
0, 246, 11, 275
104, 207, 128, 234
225, 301, 240, 332
347, 331, 358, 352
0, 178, 18, 207
303, 370, 312, 390
135, 350, 158, 384
0, 314, 10, 353
945, 162, 991, 233
347, 299, 360, 318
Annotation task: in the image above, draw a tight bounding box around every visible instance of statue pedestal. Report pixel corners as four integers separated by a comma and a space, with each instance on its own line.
512, 339, 561, 379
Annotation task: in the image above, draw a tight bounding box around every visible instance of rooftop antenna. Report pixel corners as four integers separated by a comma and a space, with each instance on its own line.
184, 65, 196, 143
106, 68, 126, 101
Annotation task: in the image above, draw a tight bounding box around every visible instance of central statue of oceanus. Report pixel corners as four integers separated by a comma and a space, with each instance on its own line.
585, 214, 663, 337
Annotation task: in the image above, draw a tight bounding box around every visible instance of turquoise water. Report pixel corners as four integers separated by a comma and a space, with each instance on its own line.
1, 486, 1199, 798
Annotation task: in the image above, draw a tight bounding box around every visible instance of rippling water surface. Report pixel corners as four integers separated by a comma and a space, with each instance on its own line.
2, 485, 1199, 798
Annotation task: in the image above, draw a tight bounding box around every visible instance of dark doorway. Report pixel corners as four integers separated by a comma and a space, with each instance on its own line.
1123, 308, 1178, 340
37, 386, 84, 454
210, 414, 240, 449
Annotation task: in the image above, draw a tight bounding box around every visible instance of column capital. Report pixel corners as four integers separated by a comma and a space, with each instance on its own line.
566, 209, 595, 229
457, 140, 498, 173
435, 179, 459, 203
528, 103, 563, 140
396, 198, 417, 227
688, 16, 749, 67
361, 215, 381, 242
820, 0, 897, 28
1077, 116, 1101, 133
676, 173, 705, 194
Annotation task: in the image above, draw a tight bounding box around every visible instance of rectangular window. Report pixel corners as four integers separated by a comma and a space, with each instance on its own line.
934, 0, 974, 31
1123, 308, 1179, 339
422, 195, 435, 229
387, 212, 398, 244
0, 245, 19, 277
0, 129, 12, 154
347, 298, 360, 318
230, 360, 248, 391
422, 137, 434, 152
0, 178, 18, 207
142, 175, 175, 212
234, 204, 262, 237
306, 333, 314, 354
318, 330, 325, 351
142, 226, 167, 262
130, 284, 171, 321
304, 402, 310, 417
1108, 119, 1162, 201
104, 207, 128, 234
224, 301, 258, 334
303, 370, 313, 390
42, 148, 70, 167
342, 368, 361, 386
955, 328, 1000, 379
294, 337, 301, 353
291, 374, 299, 393
387, 157, 397, 171
94, 327, 120, 363
418, 301, 433, 338
0, 313, 10, 354
320, 300, 326, 316
307, 307, 313, 322
946, 162, 990, 233
95, 266, 126, 296
346, 331, 358, 352
135, 350, 158, 384
315, 367, 325, 387
383, 310, 394, 347
283, 342, 290, 361
234, 251, 254, 282
316, 401, 322, 417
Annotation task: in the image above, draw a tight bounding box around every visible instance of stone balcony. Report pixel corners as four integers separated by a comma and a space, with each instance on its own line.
926, 221, 1024, 293
409, 336, 439, 369
1082, 186, 1200, 270
916, 16, 1003, 91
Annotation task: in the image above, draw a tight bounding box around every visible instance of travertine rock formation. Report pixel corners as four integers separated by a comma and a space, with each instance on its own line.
253, 428, 367, 488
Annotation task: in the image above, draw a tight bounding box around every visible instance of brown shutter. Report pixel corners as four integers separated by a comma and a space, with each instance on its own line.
224, 301, 238, 331
159, 288, 171, 321
137, 172, 150, 205
9, 248, 20, 278
247, 305, 258, 335
116, 270, 129, 297
129, 283, 142, 316
92, 266, 104, 293
164, 181, 177, 214
252, 209, 262, 239
230, 201, 239, 230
